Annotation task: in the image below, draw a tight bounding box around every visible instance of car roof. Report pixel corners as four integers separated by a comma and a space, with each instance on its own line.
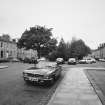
57, 58, 63, 60
37, 61, 57, 68
69, 58, 76, 60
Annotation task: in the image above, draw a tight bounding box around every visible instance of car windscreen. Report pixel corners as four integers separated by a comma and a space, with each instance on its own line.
36, 61, 57, 68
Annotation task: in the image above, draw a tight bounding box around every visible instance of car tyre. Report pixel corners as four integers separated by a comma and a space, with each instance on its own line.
49, 78, 54, 85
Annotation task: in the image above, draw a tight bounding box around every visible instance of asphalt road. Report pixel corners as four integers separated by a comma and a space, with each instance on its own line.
0, 62, 66, 105
0, 61, 105, 105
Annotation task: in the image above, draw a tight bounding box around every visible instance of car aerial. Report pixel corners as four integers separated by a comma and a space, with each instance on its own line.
68, 58, 76, 65
23, 62, 62, 85
56, 58, 64, 64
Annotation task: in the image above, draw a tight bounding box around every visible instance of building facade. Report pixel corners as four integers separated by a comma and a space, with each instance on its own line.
92, 43, 105, 59
0, 39, 38, 60
0, 39, 17, 59
17, 48, 38, 60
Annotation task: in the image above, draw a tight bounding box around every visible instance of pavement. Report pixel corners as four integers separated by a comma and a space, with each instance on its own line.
0, 65, 8, 69
47, 68, 103, 105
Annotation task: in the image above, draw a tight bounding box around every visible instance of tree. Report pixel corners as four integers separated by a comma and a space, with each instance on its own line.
56, 38, 66, 60
65, 41, 71, 59
1, 34, 11, 41
69, 39, 91, 59
17, 25, 57, 58
47, 38, 66, 61
39, 38, 57, 57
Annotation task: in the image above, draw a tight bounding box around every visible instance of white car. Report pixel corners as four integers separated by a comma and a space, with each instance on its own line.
99, 59, 105, 62
56, 58, 64, 64
79, 58, 96, 64
85, 58, 96, 64
85, 58, 93, 64
38, 57, 46, 61
91, 58, 96, 63
68, 58, 76, 65
79, 59, 86, 64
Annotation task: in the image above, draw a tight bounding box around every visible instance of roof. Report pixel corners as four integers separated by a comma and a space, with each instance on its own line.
0, 38, 17, 44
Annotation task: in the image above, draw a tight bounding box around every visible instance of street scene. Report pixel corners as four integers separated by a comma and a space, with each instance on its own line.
0, 0, 105, 105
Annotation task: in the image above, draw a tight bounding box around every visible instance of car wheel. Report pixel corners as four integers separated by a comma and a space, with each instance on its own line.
50, 78, 54, 85
24, 79, 30, 84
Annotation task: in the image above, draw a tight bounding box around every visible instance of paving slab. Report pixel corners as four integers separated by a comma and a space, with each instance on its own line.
47, 68, 102, 105
0, 66, 8, 69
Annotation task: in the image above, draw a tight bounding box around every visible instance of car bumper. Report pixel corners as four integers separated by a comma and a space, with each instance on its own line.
23, 76, 53, 83
56, 62, 64, 64
68, 62, 76, 64
79, 62, 86, 64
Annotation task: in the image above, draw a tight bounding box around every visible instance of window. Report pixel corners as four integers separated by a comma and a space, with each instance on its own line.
1, 42, 3, 47
1, 51, 3, 58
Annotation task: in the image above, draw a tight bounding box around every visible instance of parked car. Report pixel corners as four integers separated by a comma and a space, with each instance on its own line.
38, 57, 46, 61
79, 58, 96, 64
85, 58, 93, 64
56, 58, 64, 64
68, 58, 76, 65
79, 59, 86, 64
85, 58, 97, 64
10, 58, 20, 62
23, 57, 38, 64
23, 62, 62, 85
23, 57, 31, 63
99, 58, 105, 62
91, 58, 96, 63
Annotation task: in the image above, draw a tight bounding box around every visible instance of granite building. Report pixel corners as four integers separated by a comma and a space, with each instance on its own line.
92, 43, 105, 59
0, 38, 38, 60
0, 39, 17, 59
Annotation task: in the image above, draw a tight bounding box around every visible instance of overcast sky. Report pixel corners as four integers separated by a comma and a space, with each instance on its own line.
0, 0, 105, 49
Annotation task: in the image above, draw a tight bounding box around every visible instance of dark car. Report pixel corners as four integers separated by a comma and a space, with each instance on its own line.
23, 62, 62, 85
11, 58, 20, 62
23, 57, 38, 64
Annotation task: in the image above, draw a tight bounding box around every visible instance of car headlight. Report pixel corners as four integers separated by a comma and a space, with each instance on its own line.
44, 75, 50, 79
23, 72, 28, 76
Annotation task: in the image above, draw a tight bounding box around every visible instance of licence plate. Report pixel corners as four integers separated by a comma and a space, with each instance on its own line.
29, 77, 38, 81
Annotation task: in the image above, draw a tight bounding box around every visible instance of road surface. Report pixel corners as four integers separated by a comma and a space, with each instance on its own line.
0, 61, 105, 105
0, 62, 65, 105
